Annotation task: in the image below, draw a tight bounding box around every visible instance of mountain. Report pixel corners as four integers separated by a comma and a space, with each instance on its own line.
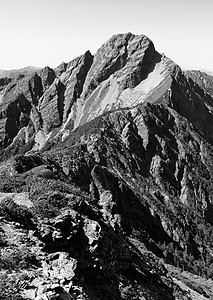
185, 70, 213, 97
0, 66, 41, 79
1, 32, 213, 299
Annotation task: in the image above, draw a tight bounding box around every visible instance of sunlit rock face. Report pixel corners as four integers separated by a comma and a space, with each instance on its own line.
1, 33, 213, 299
71, 33, 175, 129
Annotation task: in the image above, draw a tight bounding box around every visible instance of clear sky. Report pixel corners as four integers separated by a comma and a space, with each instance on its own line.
0, 0, 212, 72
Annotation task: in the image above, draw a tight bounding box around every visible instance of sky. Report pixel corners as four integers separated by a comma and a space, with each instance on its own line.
0, 0, 212, 72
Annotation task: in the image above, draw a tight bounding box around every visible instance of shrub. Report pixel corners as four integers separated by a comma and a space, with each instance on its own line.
0, 232, 7, 247
14, 154, 44, 173
0, 273, 30, 299
0, 246, 39, 270
0, 198, 34, 228
32, 191, 68, 219
0, 173, 26, 193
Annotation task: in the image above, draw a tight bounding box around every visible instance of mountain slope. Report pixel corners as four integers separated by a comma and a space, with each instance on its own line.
185, 70, 213, 97
0, 66, 41, 79
1, 33, 213, 299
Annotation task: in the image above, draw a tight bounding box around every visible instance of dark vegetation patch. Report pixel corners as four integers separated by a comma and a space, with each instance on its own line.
0, 198, 34, 228
0, 246, 40, 270
0, 273, 30, 300
0, 136, 35, 163
13, 153, 45, 173
32, 191, 69, 219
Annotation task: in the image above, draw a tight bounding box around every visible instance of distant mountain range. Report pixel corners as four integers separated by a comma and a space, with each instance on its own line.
0, 66, 41, 79
206, 70, 213, 76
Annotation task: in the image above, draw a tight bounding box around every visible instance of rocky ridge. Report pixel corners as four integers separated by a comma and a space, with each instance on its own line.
1, 33, 213, 299
185, 70, 213, 97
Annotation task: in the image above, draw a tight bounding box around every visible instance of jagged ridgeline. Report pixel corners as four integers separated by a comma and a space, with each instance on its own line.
1, 33, 213, 299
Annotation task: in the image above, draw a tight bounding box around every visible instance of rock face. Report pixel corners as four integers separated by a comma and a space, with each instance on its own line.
0, 51, 93, 151
1, 33, 213, 299
185, 70, 213, 97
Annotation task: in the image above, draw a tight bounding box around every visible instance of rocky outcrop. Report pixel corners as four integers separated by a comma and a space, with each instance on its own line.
0, 77, 11, 92
59, 51, 93, 123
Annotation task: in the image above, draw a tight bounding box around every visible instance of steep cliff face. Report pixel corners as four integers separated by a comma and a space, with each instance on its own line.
69, 33, 174, 130
185, 70, 213, 97
0, 51, 93, 152
1, 33, 213, 299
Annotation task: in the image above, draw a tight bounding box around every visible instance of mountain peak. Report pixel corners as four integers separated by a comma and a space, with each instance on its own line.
105, 32, 152, 45
73, 32, 174, 129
